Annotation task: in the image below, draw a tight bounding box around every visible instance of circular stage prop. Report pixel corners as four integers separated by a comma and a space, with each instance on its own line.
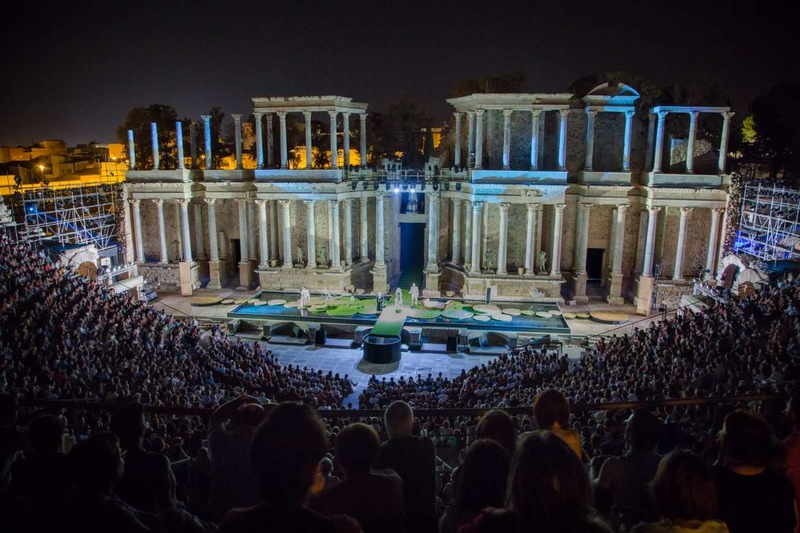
284, 301, 300, 308
520, 310, 536, 316
363, 334, 402, 364
473, 314, 491, 322
442, 309, 473, 320
267, 299, 286, 306
326, 305, 359, 317
221, 299, 235, 305
550, 310, 563, 317
189, 296, 223, 307
253, 301, 267, 306
422, 299, 446, 309
576, 312, 591, 319
310, 304, 328, 313
233, 299, 247, 305
535, 311, 553, 319
562, 312, 577, 319
503, 308, 522, 316
407, 308, 442, 319
357, 305, 378, 315
590, 311, 629, 324
492, 313, 513, 322
473, 304, 500, 314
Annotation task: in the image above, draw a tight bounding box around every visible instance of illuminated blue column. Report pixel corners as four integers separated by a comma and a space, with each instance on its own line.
530, 110, 541, 170
653, 111, 667, 173
201, 114, 212, 170
150, 122, 160, 170
469, 201, 483, 275
467, 111, 475, 163
453, 112, 462, 166
305, 200, 317, 269
557, 110, 569, 171
474, 109, 484, 170
278, 112, 288, 169
178, 199, 193, 263
497, 203, 509, 275
266, 114, 275, 167
375, 194, 386, 267
254, 112, 264, 169
304, 111, 313, 169
232, 114, 243, 170
329, 111, 339, 169
426, 192, 439, 272
686, 111, 699, 173
127, 129, 136, 169
130, 199, 144, 262
719, 112, 734, 173
502, 109, 512, 170
360, 196, 369, 261
176, 121, 185, 170
623, 110, 634, 171
584, 110, 597, 171
279, 200, 293, 268
154, 199, 168, 264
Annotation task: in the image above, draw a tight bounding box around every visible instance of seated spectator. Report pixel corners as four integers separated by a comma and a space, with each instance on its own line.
374, 400, 437, 533
782, 390, 800, 514
533, 389, 582, 458
219, 401, 361, 533
461, 431, 611, 533
0, 394, 24, 492
439, 439, 510, 533
594, 408, 662, 529
7, 414, 72, 532
632, 450, 728, 532
712, 409, 795, 533
61, 431, 152, 533
110, 402, 177, 515
312, 422, 404, 533
207, 394, 265, 521
319, 457, 340, 490
474, 408, 517, 454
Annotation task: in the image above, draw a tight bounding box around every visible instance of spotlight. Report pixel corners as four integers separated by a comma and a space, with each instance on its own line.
420, 182, 426, 191
373, 182, 379, 191
433, 183, 439, 191
402, 181, 409, 190
385, 182, 390, 191
444, 183, 450, 191
363, 182, 369, 190
351, 181, 358, 190
455, 182, 462, 191
393, 185, 400, 193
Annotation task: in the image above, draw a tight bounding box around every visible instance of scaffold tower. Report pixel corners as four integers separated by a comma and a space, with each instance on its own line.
735, 181, 800, 261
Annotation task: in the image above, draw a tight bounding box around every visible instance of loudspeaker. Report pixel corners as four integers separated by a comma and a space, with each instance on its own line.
446, 336, 458, 352
314, 329, 327, 346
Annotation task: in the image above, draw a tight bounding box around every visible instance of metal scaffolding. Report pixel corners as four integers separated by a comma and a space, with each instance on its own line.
735, 181, 800, 261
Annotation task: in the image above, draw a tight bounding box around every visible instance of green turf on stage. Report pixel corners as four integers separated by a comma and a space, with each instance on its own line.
370, 307, 407, 336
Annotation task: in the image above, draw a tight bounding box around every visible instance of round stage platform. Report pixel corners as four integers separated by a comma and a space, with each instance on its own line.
363, 334, 402, 364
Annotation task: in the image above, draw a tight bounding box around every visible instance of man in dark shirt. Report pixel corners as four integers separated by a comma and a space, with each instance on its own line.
373, 401, 437, 533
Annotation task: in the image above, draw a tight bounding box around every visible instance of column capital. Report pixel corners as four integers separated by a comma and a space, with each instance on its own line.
451, 197, 461, 206
304, 199, 316, 207
526, 203, 539, 213
375, 192, 389, 201
586, 109, 599, 119
359, 113, 367, 121
624, 109, 636, 120
278, 199, 292, 207
129, 199, 141, 207
722, 111, 735, 120
427, 191, 440, 200
554, 203, 567, 213
474, 108, 485, 117
531, 109, 543, 118
648, 206, 662, 215
578, 203, 593, 213
328, 199, 340, 208
341, 111, 351, 119
235, 198, 250, 207
689, 110, 700, 121
498, 202, 510, 212
559, 109, 571, 119
254, 199, 267, 207
203, 198, 217, 206
657, 110, 668, 120
254, 111, 263, 119
231, 113, 242, 122
453, 111, 463, 119
711, 207, 726, 216
616, 204, 630, 214
302, 110, 312, 119
200, 114, 211, 122
467, 110, 475, 118
341, 198, 352, 207
328, 110, 338, 119
503, 109, 513, 118
152, 198, 165, 206
276, 111, 287, 119
472, 201, 484, 211
679, 206, 694, 216
176, 198, 190, 207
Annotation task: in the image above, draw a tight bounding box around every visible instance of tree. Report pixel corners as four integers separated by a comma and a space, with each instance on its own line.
452, 70, 529, 97
116, 104, 179, 170
744, 82, 800, 179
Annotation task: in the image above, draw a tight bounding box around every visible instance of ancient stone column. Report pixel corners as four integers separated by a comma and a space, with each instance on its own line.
269, 200, 278, 260
256, 199, 269, 269
154, 199, 168, 264
550, 204, 566, 277
451, 198, 461, 264
573, 203, 592, 299
467, 111, 475, 161
342, 112, 351, 168
530, 110, 541, 170
375, 194, 385, 267
453, 112, 462, 166
150, 122, 160, 170
464, 201, 473, 270
193, 203, 205, 259
360, 196, 369, 261
719, 111, 734, 173
344, 199, 353, 266
705, 208, 724, 279
127, 129, 136, 170
673, 207, 693, 281
330, 200, 341, 270
623, 110, 634, 171
470, 202, 483, 275
557, 110, 569, 171
607, 205, 629, 305
642, 206, 661, 277
497, 203, 510, 274
236, 199, 250, 266
502, 109, 513, 170
653, 111, 668, 173
277, 111, 288, 169
254, 112, 264, 169
305, 200, 317, 269
426, 192, 439, 272
304, 111, 313, 169
686, 111, 699, 174
177, 199, 193, 263
266, 113, 275, 167
247, 200, 257, 261
130, 199, 145, 263
585, 110, 598, 171
474, 109, 485, 170
359, 113, 368, 166
279, 200, 292, 268
524, 203, 537, 274
201, 115, 212, 170
205, 198, 219, 261
176, 121, 185, 170
329, 111, 339, 169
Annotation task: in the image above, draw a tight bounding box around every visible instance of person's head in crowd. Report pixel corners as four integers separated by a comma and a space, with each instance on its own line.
28, 414, 65, 454
507, 431, 607, 531
533, 389, 570, 430
335, 422, 380, 475
475, 409, 516, 454
249, 402, 328, 506
235, 402, 266, 428
69, 431, 124, 495
110, 402, 146, 451
650, 450, 719, 523
453, 439, 510, 512
625, 409, 662, 452
384, 400, 414, 439
319, 457, 334, 478
719, 409, 774, 467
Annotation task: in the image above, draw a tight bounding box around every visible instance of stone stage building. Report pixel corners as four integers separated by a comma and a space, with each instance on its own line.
122, 86, 734, 314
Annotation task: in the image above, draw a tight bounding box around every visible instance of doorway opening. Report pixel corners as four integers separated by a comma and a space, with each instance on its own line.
399, 223, 425, 289
586, 248, 605, 281
232, 239, 242, 264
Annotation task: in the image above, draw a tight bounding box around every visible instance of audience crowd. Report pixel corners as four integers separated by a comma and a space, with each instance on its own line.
3, 229, 800, 532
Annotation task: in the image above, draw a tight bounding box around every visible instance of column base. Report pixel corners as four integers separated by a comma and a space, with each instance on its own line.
208, 260, 225, 290
573, 272, 588, 300
238, 261, 254, 290
371, 264, 388, 294
426, 263, 439, 274
636, 275, 655, 316
607, 272, 624, 305
179, 261, 199, 296
423, 271, 441, 297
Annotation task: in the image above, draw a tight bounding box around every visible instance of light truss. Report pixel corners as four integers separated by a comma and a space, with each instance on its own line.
735, 181, 800, 261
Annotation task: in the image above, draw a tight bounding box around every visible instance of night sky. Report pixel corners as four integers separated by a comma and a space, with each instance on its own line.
0, 0, 795, 147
